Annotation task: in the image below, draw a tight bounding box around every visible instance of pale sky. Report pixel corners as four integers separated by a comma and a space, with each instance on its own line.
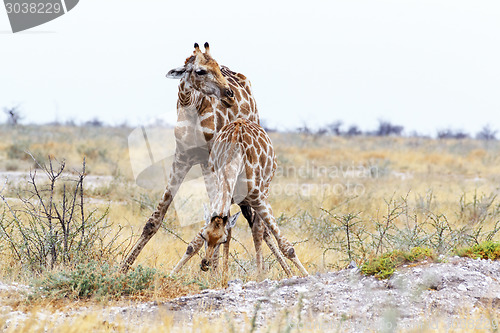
1, 0, 499, 135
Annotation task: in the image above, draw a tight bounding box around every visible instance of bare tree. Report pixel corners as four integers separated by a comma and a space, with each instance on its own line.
476, 125, 497, 141
3, 106, 23, 126
375, 120, 404, 136
345, 125, 362, 136
84, 117, 104, 127
327, 120, 343, 135
437, 128, 469, 139
296, 122, 312, 135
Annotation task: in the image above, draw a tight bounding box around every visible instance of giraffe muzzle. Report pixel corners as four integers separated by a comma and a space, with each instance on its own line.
200, 258, 210, 271
220, 88, 235, 107
224, 88, 234, 98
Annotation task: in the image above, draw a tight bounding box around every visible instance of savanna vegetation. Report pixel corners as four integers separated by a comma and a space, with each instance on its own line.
1, 121, 500, 331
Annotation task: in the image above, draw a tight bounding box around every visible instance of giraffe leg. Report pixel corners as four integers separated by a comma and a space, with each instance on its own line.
121, 154, 192, 273
255, 201, 309, 277
240, 205, 292, 277
262, 224, 293, 277
170, 231, 205, 275
201, 161, 228, 279
240, 205, 262, 276
222, 228, 232, 284
251, 214, 264, 279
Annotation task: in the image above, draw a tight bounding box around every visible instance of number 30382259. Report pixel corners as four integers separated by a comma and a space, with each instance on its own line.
5, 2, 62, 14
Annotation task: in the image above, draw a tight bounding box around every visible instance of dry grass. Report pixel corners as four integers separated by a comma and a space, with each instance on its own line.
1, 124, 500, 331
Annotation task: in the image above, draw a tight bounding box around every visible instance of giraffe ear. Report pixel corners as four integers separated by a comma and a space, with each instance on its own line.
166, 66, 186, 79
226, 211, 240, 230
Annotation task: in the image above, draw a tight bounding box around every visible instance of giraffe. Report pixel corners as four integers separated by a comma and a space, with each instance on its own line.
120, 42, 292, 276
171, 119, 309, 277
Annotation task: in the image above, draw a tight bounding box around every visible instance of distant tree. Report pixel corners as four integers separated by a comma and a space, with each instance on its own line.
84, 118, 104, 127
345, 125, 362, 136
476, 125, 497, 141
316, 127, 328, 136
374, 120, 404, 136
296, 122, 312, 135
117, 121, 131, 129
65, 119, 77, 127
408, 130, 428, 138
327, 120, 343, 135
437, 128, 469, 139
3, 106, 23, 126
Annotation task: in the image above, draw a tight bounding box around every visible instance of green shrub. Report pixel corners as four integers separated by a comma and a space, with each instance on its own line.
361, 247, 435, 279
35, 262, 161, 300
457, 241, 500, 260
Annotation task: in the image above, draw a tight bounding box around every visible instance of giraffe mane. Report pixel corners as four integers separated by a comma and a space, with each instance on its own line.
184, 55, 195, 65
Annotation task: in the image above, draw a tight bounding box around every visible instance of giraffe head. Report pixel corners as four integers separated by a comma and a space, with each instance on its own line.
199, 209, 241, 271
166, 42, 235, 107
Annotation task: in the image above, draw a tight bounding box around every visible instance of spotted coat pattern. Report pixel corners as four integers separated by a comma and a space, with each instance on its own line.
121, 43, 292, 277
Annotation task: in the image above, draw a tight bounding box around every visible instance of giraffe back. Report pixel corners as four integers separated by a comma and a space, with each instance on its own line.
220, 66, 259, 124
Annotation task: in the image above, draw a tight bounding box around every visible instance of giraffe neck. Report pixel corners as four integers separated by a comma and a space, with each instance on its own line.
210, 141, 244, 218
175, 80, 234, 149
174, 67, 260, 149
209, 119, 248, 218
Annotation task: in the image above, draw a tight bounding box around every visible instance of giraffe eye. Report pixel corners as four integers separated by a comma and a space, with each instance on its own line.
195, 69, 208, 76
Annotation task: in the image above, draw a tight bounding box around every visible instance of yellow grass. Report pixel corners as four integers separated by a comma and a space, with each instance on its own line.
1, 124, 500, 331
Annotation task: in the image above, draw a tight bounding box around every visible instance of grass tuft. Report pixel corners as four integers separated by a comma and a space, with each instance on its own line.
457, 241, 500, 260
361, 247, 435, 279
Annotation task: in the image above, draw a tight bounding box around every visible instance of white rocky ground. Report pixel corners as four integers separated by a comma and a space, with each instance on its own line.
2, 257, 500, 332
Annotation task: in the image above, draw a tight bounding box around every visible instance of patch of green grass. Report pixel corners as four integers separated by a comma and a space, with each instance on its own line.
456, 241, 500, 260
34, 261, 163, 300
361, 247, 435, 279
183, 277, 209, 290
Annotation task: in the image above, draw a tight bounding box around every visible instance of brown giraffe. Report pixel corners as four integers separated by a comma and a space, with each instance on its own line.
121, 43, 291, 275
171, 119, 309, 277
